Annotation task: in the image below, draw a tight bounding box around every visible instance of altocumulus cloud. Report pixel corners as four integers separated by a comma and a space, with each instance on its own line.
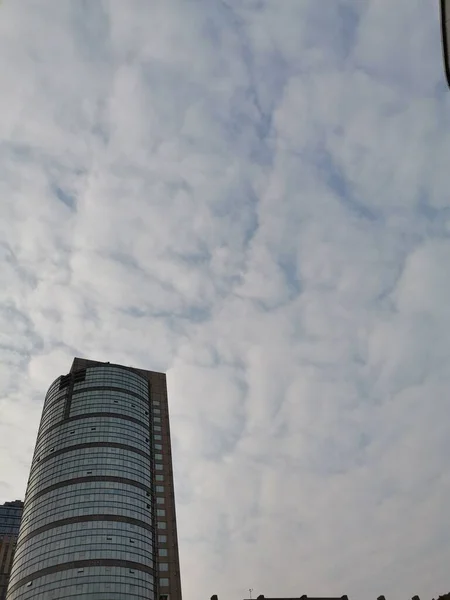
0, 1, 450, 599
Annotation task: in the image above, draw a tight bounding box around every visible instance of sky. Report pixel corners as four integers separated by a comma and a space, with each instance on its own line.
0, 0, 450, 599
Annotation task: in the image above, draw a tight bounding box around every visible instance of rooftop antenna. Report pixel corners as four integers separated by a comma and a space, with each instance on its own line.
249, 590, 253, 599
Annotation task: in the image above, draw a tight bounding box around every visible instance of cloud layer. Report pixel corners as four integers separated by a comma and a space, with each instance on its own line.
1, 1, 450, 599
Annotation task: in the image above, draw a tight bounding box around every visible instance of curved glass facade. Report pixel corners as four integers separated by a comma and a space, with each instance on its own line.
6, 363, 162, 600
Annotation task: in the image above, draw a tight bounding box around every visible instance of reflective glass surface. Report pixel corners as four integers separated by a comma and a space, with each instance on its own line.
0, 501, 23, 535
9, 565, 154, 600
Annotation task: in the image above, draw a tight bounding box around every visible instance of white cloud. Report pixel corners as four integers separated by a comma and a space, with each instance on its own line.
1, 1, 450, 600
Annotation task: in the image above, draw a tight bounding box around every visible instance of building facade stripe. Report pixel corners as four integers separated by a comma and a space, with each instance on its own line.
25, 474, 151, 505
15, 514, 153, 548
43, 384, 148, 415
37, 411, 148, 438
32, 442, 150, 466
7, 559, 155, 596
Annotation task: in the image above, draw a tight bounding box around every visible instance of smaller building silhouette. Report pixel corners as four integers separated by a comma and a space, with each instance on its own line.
0, 501, 23, 600
245, 596, 349, 600
212, 594, 425, 600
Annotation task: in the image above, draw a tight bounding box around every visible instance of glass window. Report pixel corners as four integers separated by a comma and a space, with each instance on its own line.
155, 453, 163, 460
153, 401, 160, 406
157, 509, 166, 517
157, 522, 166, 529
154, 409, 161, 414
157, 498, 165, 504
155, 464, 163, 470
156, 486, 164, 492
156, 475, 164, 481
154, 426, 161, 432
159, 548, 168, 557
155, 444, 162, 450
159, 563, 169, 571
158, 535, 167, 543
160, 578, 169, 587
154, 417, 161, 423
154, 435, 162, 441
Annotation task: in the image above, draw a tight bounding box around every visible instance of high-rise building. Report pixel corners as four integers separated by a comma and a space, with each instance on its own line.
0, 501, 23, 600
6, 358, 182, 600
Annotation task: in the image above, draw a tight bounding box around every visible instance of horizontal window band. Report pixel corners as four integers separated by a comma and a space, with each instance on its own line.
7, 557, 155, 596
41, 386, 149, 423
72, 364, 151, 384
28, 465, 152, 489
72, 385, 148, 401
31, 442, 150, 470
32, 435, 150, 460
16, 514, 154, 550
25, 475, 150, 504
53, 383, 148, 402
26, 470, 152, 498
37, 412, 150, 439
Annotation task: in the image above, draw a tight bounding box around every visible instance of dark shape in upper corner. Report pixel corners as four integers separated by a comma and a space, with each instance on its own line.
441, 0, 450, 88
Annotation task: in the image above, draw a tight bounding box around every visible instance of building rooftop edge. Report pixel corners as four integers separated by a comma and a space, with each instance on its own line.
70, 357, 166, 379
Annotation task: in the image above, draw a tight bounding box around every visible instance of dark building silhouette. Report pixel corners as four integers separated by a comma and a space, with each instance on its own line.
0, 501, 23, 600
212, 595, 426, 600
441, 0, 450, 88
237, 595, 422, 600
6, 358, 182, 600
246, 596, 349, 600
